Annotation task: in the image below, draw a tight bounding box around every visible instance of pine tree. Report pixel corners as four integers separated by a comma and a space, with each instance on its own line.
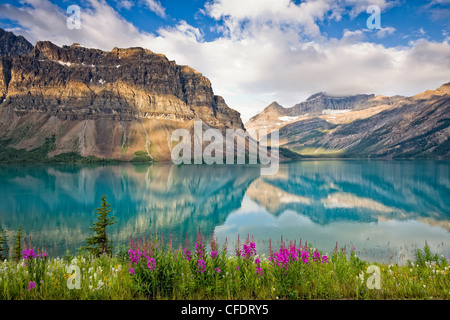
83, 196, 117, 257
0, 224, 8, 260
12, 226, 23, 262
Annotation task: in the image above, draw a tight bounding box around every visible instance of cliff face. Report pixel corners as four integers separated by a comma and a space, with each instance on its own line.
245, 84, 450, 159
0, 40, 243, 161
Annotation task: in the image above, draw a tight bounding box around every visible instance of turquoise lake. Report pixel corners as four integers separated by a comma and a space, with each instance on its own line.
0, 160, 449, 264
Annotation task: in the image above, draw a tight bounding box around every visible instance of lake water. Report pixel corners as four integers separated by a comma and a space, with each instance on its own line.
0, 160, 449, 264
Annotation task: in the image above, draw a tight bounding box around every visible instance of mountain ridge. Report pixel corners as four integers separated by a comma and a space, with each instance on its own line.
0, 30, 244, 162
245, 83, 450, 159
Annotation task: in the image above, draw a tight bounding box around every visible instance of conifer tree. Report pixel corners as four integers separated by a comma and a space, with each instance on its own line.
83, 196, 117, 257
0, 224, 8, 260
12, 226, 23, 262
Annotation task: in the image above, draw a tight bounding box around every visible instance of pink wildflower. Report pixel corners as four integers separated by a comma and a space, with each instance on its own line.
198, 259, 206, 273
184, 248, 191, 261
147, 257, 156, 271
28, 281, 36, 291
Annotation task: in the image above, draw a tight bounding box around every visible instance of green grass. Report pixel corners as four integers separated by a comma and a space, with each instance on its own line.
131, 151, 152, 163
0, 135, 123, 164
292, 146, 345, 157
1, 237, 448, 300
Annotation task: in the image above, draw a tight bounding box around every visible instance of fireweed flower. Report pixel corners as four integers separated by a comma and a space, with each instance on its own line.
215, 267, 221, 273
28, 281, 36, 290
195, 242, 203, 258
313, 251, 321, 262
128, 268, 135, 275
198, 259, 206, 274
210, 250, 218, 259
289, 246, 299, 261
128, 249, 142, 265
256, 267, 263, 277
147, 258, 156, 271
254, 257, 263, 277
242, 242, 257, 259
274, 248, 290, 270
184, 249, 192, 261
300, 251, 310, 264
22, 248, 37, 260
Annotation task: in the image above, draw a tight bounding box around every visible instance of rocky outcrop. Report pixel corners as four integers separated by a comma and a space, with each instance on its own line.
0, 39, 244, 161
245, 84, 450, 159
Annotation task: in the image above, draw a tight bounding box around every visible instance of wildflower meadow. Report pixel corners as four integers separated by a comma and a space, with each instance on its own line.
0, 227, 449, 300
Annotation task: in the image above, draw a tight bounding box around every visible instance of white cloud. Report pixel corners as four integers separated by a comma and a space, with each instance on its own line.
159, 20, 204, 42
205, 0, 338, 39
376, 26, 396, 38
344, 0, 396, 18
1, 0, 449, 124
443, 30, 450, 43
116, 0, 134, 10
342, 29, 367, 41
144, 0, 166, 18
0, 0, 153, 50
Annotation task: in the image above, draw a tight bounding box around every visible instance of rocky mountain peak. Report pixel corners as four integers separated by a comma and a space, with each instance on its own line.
246, 91, 377, 130
306, 92, 328, 101
291, 92, 375, 115
0, 28, 33, 57
435, 82, 450, 94
413, 81, 450, 99
265, 101, 284, 111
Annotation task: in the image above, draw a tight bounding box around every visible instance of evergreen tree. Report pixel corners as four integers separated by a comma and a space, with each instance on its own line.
0, 224, 8, 260
83, 196, 117, 257
12, 226, 23, 262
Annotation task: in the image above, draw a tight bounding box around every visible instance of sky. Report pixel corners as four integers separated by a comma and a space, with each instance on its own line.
0, 0, 449, 123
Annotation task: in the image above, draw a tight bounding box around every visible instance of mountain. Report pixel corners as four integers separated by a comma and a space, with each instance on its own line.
0, 28, 33, 57
0, 36, 243, 162
245, 92, 397, 133
245, 84, 450, 159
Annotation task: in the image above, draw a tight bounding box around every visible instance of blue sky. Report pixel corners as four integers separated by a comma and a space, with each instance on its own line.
1, 0, 449, 122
